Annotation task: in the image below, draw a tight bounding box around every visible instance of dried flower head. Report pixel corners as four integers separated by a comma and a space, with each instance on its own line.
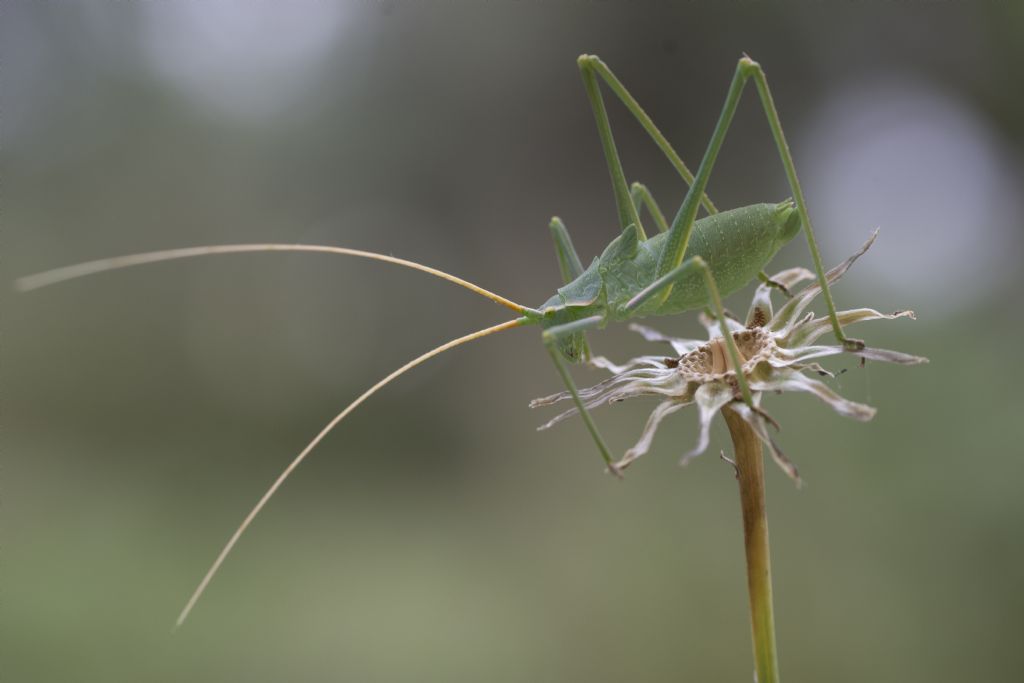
531, 231, 928, 483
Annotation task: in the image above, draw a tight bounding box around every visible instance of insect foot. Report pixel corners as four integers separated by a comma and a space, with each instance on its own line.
533, 238, 927, 482
842, 337, 867, 352
605, 461, 625, 480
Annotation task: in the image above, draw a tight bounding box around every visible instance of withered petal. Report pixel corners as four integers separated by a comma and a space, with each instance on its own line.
854, 346, 929, 365
615, 399, 690, 470
680, 382, 736, 465
786, 308, 917, 347
730, 402, 802, 484
747, 267, 815, 327
751, 371, 877, 421
699, 311, 745, 340
769, 230, 878, 334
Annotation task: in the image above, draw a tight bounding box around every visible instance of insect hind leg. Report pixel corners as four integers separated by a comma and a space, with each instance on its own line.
741, 57, 862, 350
643, 56, 860, 350
578, 55, 718, 216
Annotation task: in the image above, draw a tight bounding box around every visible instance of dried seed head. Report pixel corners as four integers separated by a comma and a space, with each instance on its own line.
679, 328, 775, 381
532, 232, 928, 480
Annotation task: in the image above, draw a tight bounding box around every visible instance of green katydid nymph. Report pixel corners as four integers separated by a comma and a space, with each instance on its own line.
17, 54, 866, 627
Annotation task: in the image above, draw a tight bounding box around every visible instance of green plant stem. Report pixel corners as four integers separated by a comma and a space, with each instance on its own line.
722, 405, 781, 683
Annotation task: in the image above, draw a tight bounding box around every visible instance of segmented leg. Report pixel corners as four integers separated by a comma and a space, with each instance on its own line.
548, 217, 585, 282
542, 315, 620, 476
548, 217, 592, 361
578, 59, 646, 238
650, 56, 859, 349
629, 182, 670, 233
578, 55, 718, 216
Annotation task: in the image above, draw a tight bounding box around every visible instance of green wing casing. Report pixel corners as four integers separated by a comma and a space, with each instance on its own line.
536, 201, 800, 357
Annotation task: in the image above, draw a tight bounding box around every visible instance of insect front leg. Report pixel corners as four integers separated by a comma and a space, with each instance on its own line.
548, 217, 585, 283
541, 314, 621, 476
547, 217, 592, 361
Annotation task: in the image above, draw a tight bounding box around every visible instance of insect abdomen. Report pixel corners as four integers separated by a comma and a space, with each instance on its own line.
618, 202, 798, 318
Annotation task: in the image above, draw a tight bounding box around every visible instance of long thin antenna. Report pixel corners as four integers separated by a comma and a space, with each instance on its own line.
174, 317, 525, 629
16, 243, 529, 313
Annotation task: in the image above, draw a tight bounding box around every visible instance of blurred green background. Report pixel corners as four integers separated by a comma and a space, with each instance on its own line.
4, 2, 1024, 681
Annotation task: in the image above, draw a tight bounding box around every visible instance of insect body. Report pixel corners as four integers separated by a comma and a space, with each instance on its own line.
535, 201, 801, 358
18, 54, 859, 626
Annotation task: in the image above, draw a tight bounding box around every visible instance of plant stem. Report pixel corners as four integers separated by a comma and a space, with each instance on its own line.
722, 405, 781, 683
